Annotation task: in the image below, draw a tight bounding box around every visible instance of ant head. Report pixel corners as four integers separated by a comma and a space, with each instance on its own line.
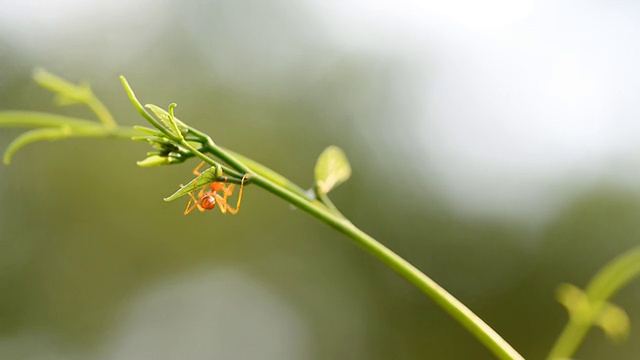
200, 195, 216, 210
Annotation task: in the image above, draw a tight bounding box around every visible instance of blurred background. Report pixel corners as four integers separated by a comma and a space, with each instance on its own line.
1, 0, 640, 359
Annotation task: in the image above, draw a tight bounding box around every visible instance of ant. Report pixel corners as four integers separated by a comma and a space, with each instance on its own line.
183, 161, 249, 215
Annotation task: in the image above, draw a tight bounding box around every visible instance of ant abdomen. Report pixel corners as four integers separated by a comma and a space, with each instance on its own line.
200, 195, 216, 210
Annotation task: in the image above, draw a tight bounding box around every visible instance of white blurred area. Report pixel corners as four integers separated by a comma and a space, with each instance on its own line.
2, 0, 640, 224
308, 0, 640, 223
0, 268, 310, 360
101, 267, 309, 360
0, 0, 169, 68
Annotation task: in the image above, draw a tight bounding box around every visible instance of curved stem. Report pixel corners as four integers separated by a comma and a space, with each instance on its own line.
547, 246, 640, 360
182, 136, 524, 360
249, 172, 524, 360
203, 137, 250, 174
86, 95, 117, 129
116, 76, 523, 359
120, 76, 181, 143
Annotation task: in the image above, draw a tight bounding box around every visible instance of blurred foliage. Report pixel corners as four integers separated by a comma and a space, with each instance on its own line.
0, 1, 639, 359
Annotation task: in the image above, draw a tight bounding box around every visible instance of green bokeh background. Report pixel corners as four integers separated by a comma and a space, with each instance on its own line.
1, 1, 639, 359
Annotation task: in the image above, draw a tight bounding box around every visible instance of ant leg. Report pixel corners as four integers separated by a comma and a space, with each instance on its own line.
192, 161, 206, 176
198, 184, 207, 198
223, 183, 235, 198
214, 193, 228, 214
184, 189, 209, 215
222, 174, 248, 215
215, 184, 234, 214
184, 192, 199, 215
180, 183, 198, 215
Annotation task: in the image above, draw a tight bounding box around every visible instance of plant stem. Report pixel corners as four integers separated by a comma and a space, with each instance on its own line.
190, 136, 523, 359
250, 172, 524, 360
117, 76, 523, 359
547, 246, 640, 360
86, 96, 117, 129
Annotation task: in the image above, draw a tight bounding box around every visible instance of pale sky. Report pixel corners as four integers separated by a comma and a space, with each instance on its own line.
307, 0, 640, 223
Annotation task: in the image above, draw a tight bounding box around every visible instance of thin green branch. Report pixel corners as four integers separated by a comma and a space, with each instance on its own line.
3, 124, 138, 164
316, 190, 343, 215
120, 75, 251, 176
547, 246, 640, 360
85, 93, 117, 129
1, 72, 525, 359
117, 75, 525, 360
33, 69, 117, 128
177, 135, 523, 359
0, 110, 138, 164
0, 111, 98, 128
223, 148, 308, 198
247, 170, 523, 360
120, 76, 179, 142
201, 136, 251, 174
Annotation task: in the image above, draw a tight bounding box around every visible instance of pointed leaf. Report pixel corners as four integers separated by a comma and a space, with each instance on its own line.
120, 76, 166, 133
163, 166, 218, 201
314, 146, 351, 195
145, 104, 184, 140
145, 104, 175, 132
136, 155, 184, 167
33, 68, 92, 105
133, 125, 165, 137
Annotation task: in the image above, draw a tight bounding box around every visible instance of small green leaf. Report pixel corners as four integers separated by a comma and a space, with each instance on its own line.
136, 155, 184, 167
145, 104, 175, 132
133, 125, 165, 136
556, 283, 586, 312
314, 146, 351, 195
120, 76, 164, 132
145, 104, 185, 141
556, 282, 630, 343
596, 303, 630, 342
137, 155, 170, 167
167, 103, 188, 128
163, 166, 219, 202
33, 68, 92, 106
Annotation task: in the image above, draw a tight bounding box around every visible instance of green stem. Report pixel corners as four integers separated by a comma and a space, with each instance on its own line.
86, 95, 117, 129
202, 137, 250, 174
120, 76, 181, 143
2, 125, 137, 164
32, 69, 117, 129
120, 76, 251, 176
249, 172, 524, 360
547, 246, 640, 360
117, 76, 523, 359
224, 148, 309, 198
315, 190, 343, 215
178, 133, 524, 360
0, 111, 101, 128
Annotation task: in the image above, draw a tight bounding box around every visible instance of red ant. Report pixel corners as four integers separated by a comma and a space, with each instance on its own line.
183, 162, 248, 215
